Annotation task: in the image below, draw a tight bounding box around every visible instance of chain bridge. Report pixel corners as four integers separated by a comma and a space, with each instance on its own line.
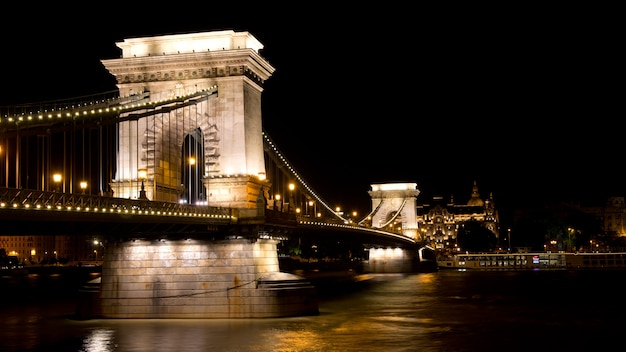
0, 30, 433, 319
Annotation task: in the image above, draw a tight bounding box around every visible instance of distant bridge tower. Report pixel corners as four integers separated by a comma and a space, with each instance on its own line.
369, 183, 420, 241
101, 30, 275, 208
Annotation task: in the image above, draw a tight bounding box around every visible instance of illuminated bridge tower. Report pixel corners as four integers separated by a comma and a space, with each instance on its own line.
101, 30, 274, 208
364, 183, 425, 273
369, 183, 420, 240
88, 31, 319, 319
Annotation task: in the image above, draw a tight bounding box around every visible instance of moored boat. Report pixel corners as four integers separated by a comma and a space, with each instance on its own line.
438, 252, 566, 270
437, 252, 626, 270
565, 252, 626, 270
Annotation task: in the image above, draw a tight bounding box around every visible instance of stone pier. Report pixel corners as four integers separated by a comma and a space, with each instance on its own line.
363, 247, 420, 273
98, 238, 318, 318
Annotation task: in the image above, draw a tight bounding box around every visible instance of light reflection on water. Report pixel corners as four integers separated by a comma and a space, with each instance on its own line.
2, 270, 626, 351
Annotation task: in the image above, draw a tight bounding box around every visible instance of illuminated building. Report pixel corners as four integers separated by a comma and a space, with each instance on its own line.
417, 181, 499, 251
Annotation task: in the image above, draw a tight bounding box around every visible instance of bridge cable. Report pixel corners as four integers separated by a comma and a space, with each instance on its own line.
375, 198, 407, 229
357, 198, 385, 226
262, 131, 348, 223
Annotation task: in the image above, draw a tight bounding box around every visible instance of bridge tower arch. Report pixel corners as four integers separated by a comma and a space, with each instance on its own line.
102, 30, 275, 208
368, 183, 420, 241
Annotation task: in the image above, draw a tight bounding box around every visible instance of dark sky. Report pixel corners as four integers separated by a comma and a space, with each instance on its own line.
1, 5, 621, 227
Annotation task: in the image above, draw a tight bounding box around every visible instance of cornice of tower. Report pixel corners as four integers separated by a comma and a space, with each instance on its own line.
368, 189, 421, 198
102, 50, 274, 87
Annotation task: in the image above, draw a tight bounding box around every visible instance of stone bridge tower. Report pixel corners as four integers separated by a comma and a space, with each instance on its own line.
102, 30, 275, 209
368, 183, 420, 240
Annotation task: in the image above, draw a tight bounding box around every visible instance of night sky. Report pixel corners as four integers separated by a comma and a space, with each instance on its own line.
1, 5, 621, 228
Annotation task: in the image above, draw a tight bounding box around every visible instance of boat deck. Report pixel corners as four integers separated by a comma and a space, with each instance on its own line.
438, 252, 626, 270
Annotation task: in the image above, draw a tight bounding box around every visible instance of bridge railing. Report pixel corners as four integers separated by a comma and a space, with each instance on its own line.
0, 187, 232, 219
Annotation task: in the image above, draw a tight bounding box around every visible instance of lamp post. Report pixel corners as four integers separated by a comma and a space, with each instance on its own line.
275, 194, 281, 212
0, 145, 3, 187
93, 240, 103, 263
188, 157, 195, 204
567, 227, 572, 252
138, 169, 148, 200
79, 181, 88, 207
53, 173, 62, 192
507, 228, 511, 253
288, 183, 295, 213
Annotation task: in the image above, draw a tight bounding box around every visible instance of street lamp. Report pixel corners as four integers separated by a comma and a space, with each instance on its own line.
0, 145, 3, 187
80, 181, 88, 194
275, 194, 281, 212
138, 169, 148, 200
53, 173, 62, 192
188, 157, 195, 204
93, 240, 103, 263
288, 183, 295, 213
507, 228, 511, 253
567, 227, 572, 252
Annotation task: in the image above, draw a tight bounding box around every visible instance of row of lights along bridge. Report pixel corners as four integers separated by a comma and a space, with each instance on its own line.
40, 170, 359, 223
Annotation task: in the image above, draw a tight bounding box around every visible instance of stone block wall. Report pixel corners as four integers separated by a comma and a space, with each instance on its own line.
100, 238, 318, 318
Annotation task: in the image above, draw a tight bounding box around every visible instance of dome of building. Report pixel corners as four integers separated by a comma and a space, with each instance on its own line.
467, 180, 484, 207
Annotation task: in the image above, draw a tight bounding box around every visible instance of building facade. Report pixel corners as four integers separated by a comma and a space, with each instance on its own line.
0, 234, 102, 266
417, 181, 499, 251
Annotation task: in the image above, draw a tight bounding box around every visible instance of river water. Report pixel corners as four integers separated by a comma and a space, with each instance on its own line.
1, 268, 625, 352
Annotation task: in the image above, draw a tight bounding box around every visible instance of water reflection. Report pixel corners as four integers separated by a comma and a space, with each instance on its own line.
82, 329, 116, 352
2, 270, 626, 351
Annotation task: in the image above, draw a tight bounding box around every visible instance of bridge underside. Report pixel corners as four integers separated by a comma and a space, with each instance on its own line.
282, 226, 436, 273
0, 209, 228, 237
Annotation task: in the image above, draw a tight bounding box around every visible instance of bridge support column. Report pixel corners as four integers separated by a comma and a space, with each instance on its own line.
98, 238, 318, 318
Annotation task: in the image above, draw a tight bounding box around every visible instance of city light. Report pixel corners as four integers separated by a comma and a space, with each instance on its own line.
53, 173, 62, 192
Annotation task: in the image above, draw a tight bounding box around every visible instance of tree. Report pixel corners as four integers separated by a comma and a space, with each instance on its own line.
512, 202, 604, 251
457, 220, 498, 252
